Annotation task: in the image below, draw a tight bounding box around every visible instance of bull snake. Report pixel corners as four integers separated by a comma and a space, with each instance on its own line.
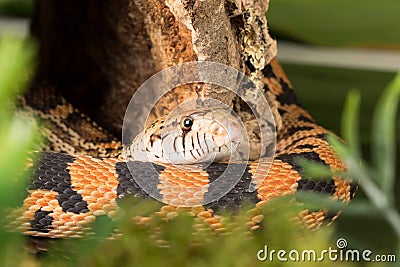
8, 58, 357, 239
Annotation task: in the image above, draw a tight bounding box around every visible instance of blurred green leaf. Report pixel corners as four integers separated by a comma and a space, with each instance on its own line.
0, 37, 37, 208
341, 90, 361, 158
295, 191, 379, 217
327, 135, 388, 209
297, 157, 344, 179
0, 37, 35, 107
326, 81, 400, 242
0, 37, 37, 265
268, 0, 400, 48
371, 72, 400, 198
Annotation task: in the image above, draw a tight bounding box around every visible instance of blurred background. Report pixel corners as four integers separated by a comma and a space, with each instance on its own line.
268, 0, 400, 254
0, 0, 399, 256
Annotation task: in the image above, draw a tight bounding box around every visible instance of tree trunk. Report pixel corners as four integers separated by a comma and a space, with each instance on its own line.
31, 0, 278, 158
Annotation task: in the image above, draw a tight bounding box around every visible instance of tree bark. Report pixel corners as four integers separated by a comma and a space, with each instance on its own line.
31, 0, 278, 158
31, 0, 156, 135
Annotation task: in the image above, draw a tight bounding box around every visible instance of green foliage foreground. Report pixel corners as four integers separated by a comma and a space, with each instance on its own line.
0, 36, 399, 266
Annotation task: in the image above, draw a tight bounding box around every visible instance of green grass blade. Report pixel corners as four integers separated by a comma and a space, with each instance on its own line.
0, 37, 35, 103
327, 135, 389, 210
296, 158, 333, 179
371, 72, 400, 197
295, 191, 378, 216
0, 37, 37, 264
341, 90, 361, 158
0, 37, 37, 207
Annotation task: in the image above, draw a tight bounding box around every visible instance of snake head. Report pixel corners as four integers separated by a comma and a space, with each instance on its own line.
125, 108, 243, 164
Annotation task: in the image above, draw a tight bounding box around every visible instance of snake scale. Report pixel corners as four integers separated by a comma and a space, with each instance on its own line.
9, 58, 358, 239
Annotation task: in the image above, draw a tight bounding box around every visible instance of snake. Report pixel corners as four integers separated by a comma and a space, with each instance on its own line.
10, 59, 357, 239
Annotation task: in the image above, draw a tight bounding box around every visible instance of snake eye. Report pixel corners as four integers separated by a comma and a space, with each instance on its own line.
181, 117, 193, 131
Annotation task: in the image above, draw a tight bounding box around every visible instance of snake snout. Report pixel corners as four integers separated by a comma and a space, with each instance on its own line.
225, 118, 242, 146
205, 112, 242, 162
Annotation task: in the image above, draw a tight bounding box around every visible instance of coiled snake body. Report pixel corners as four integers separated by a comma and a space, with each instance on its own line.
11, 59, 357, 238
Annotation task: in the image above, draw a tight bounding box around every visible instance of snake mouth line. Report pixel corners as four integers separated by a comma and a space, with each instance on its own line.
156, 141, 241, 165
